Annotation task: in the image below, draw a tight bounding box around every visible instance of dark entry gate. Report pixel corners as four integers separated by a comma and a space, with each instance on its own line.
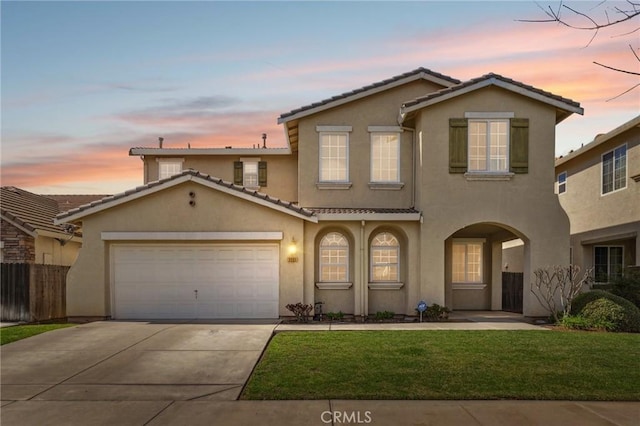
502, 272, 523, 313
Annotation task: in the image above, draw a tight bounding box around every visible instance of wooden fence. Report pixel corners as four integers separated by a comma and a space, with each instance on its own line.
1, 263, 68, 322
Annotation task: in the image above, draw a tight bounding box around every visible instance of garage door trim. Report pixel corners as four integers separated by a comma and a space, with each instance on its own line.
102, 231, 283, 241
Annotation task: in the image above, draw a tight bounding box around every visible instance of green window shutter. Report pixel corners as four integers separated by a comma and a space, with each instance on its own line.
233, 161, 243, 185
510, 118, 529, 174
258, 161, 267, 187
449, 118, 468, 173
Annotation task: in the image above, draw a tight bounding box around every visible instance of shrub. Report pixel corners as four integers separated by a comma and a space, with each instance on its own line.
570, 290, 640, 333
609, 270, 640, 309
424, 303, 450, 321
374, 311, 395, 321
560, 314, 595, 330
285, 303, 313, 323
580, 299, 624, 331
325, 311, 345, 321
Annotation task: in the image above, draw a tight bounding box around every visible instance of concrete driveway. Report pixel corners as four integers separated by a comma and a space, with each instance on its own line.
1, 321, 276, 425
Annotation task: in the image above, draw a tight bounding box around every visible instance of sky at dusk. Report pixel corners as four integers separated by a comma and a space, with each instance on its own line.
2, 1, 638, 195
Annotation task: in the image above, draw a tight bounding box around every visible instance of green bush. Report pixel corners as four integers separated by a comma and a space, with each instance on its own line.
374, 311, 395, 321
560, 314, 596, 330
609, 270, 640, 308
325, 311, 345, 321
580, 299, 624, 331
424, 303, 450, 321
570, 290, 640, 333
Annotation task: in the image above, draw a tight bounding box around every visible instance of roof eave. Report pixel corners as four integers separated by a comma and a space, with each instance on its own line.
129, 147, 292, 156
315, 212, 421, 221
278, 71, 458, 124
400, 78, 583, 122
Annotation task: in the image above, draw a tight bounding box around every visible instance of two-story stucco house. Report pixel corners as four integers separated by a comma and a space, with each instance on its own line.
55, 68, 583, 320
555, 115, 639, 284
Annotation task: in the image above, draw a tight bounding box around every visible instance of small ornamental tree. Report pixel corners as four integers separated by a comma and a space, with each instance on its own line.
530, 265, 593, 323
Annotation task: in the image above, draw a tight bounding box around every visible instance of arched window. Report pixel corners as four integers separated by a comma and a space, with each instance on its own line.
319, 232, 349, 282
371, 232, 399, 282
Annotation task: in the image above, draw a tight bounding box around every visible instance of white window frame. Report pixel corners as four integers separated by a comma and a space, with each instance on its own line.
370, 232, 400, 283
240, 157, 260, 188
557, 171, 567, 194
317, 126, 351, 184
157, 158, 184, 180
601, 143, 627, 195
467, 119, 510, 173
318, 232, 349, 284
369, 127, 401, 184
452, 238, 485, 287
594, 245, 624, 284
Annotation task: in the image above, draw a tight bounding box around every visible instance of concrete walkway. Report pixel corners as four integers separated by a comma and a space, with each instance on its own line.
1, 319, 638, 425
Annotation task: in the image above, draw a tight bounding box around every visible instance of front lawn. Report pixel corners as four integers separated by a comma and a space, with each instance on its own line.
241, 330, 640, 400
0, 324, 75, 345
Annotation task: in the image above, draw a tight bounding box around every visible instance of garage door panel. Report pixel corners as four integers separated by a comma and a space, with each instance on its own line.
113, 244, 279, 319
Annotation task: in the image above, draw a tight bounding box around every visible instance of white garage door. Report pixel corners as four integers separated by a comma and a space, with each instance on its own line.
112, 244, 279, 319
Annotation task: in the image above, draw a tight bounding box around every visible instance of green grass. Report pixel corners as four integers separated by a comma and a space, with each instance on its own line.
0, 324, 75, 345
241, 330, 640, 400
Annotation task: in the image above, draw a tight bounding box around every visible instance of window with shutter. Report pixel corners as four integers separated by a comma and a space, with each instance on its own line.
233, 161, 243, 185
510, 118, 529, 174
258, 161, 267, 187
449, 118, 468, 173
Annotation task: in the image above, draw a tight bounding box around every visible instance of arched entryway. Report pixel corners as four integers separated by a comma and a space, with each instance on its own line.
445, 222, 528, 312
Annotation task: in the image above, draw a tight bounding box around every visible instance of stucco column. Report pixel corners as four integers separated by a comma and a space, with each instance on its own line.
491, 240, 503, 310
420, 234, 446, 307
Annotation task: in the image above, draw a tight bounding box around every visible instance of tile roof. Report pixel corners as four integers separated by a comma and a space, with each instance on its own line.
278, 67, 461, 122
401, 73, 583, 118
310, 208, 420, 215
46, 194, 110, 212
56, 169, 316, 222
0, 186, 72, 236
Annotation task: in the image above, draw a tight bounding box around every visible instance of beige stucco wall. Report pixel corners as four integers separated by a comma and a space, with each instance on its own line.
142, 153, 299, 203
413, 86, 571, 316
556, 124, 639, 272
557, 126, 639, 235
302, 220, 420, 317
65, 180, 305, 318
35, 236, 80, 266
296, 80, 446, 208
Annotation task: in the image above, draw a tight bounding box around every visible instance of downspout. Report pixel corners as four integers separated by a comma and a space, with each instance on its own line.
361, 220, 367, 320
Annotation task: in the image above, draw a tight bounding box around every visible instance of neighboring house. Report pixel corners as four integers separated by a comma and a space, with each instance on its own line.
555, 115, 640, 284
55, 67, 583, 320
0, 187, 83, 265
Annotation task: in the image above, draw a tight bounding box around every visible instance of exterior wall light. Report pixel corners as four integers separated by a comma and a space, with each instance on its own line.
287, 238, 298, 263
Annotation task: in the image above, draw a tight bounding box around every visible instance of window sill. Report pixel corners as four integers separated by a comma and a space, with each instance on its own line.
316, 182, 352, 190
464, 172, 514, 181
316, 282, 353, 290
368, 282, 404, 290
452, 283, 487, 290
368, 182, 405, 190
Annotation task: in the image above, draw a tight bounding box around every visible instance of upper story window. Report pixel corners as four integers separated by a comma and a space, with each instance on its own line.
370, 132, 400, 183
158, 159, 183, 180
319, 232, 349, 282
557, 171, 567, 194
370, 232, 400, 282
468, 119, 509, 172
602, 144, 626, 195
449, 115, 528, 177
452, 239, 484, 283
317, 126, 351, 184
234, 158, 266, 188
